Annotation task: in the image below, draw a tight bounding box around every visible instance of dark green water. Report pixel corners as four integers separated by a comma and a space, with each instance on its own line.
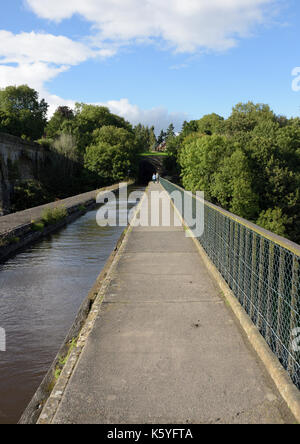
0, 187, 143, 424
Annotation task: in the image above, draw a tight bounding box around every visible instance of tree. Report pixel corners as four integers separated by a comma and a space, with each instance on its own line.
149, 126, 157, 150
0, 85, 48, 140
180, 120, 199, 139
178, 134, 232, 198
0, 110, 19, 136
166, 123, 175, 140
157, 130, 166, 144
74, 103, 132, 153
197, 113, 225, 135
256, 208, 290, 237
212, 149, 259, 219
276, 121, 300, 171
134, 124, 152, 152
164, 135, 181, 180
172, 101, 300, 242
226, 102, 276, 134
45, 106, 75, 139
182, 121, 188, 131
84, 126, 137, 183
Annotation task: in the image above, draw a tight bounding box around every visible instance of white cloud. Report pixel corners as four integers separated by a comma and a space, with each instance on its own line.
97, 98, 187, 133
0, 62, 67, 91
0, 60, 75, 116
26, 0, 276, 52
0, 1, 278, 131
0, 58, 186, 130
0, 28, 186, 131
0, 30, 114, 103
0, 30, 117, 117
0, 30, 95, 65
37, 94, 187, 133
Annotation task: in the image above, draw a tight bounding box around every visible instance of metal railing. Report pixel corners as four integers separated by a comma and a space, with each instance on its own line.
160, 177, 300, 390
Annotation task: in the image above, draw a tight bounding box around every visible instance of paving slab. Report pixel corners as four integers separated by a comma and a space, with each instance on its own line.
52, 183, 296, 424
106, 273, 221, 303
124, 231, 196, 253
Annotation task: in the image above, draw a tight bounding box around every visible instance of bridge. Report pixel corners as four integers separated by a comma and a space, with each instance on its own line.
33, 179, 300, 424
137, 154, 166, 184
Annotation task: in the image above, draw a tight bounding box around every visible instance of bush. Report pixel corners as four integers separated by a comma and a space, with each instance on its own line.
12, 180, 52, 212
37, 137, 53, 149
0, 236, 20, 247
41, 206, 68, 225
31, 221, 45, 232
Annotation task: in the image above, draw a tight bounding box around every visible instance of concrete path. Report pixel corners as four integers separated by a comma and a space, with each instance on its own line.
52, 183, 295, 424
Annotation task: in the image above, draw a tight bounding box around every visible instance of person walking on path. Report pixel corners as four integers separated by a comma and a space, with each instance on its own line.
156, 172, 160, 183
152, 173, 156, 183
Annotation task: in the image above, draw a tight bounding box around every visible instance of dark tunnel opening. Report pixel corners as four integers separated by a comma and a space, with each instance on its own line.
137, 159, 157, 184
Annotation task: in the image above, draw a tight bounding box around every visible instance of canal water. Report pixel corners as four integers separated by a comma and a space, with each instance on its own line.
0, 186, 144, 424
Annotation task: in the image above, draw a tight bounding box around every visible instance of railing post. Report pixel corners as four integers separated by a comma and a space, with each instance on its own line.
217, 212, 222, 276
265, 243, 275, 346
243, 229, 250, 312
225, 218, 231, 284
229, 220, 235, 290
276, 249, 286, 361
218, 212, 223, 278
214, 209, 219, 270
257, 237, 265, 331
234, 223, 241, 302
250, 233, 258, 321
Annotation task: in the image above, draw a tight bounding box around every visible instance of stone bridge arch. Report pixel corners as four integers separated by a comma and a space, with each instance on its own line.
137, 155, 166, 184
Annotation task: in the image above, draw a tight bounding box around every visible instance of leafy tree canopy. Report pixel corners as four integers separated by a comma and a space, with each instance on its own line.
133, 124, 156, 152
157, 129, 166, 144
226, 102, 276, 134
197, 113, 225, 135
84, 125, 138, 183
166, 123, 175, 140
45, 106, 75, 139
0, 85, 48, 140
176, 101, 300, 242
74, 103, 132, 153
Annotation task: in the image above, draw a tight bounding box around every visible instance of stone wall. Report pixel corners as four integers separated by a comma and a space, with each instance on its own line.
0, 133, 47, 214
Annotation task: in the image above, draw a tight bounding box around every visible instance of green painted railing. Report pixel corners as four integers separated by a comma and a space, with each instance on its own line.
160, 177, 300, 390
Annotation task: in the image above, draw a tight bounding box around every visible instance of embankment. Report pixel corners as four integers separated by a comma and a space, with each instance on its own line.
0, 183, 125, 263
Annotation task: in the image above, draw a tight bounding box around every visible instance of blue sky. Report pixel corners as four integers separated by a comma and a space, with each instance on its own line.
1, 0, 300, 132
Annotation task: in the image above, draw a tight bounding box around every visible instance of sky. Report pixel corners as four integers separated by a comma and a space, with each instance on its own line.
1, 0, 300, 132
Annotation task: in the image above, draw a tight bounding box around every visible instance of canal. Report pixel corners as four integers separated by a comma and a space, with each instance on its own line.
0, 186, 143, 424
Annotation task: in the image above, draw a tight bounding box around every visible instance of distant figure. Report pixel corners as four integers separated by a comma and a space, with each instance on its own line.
152, 173, 156, 183
156, 172, 159, 183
